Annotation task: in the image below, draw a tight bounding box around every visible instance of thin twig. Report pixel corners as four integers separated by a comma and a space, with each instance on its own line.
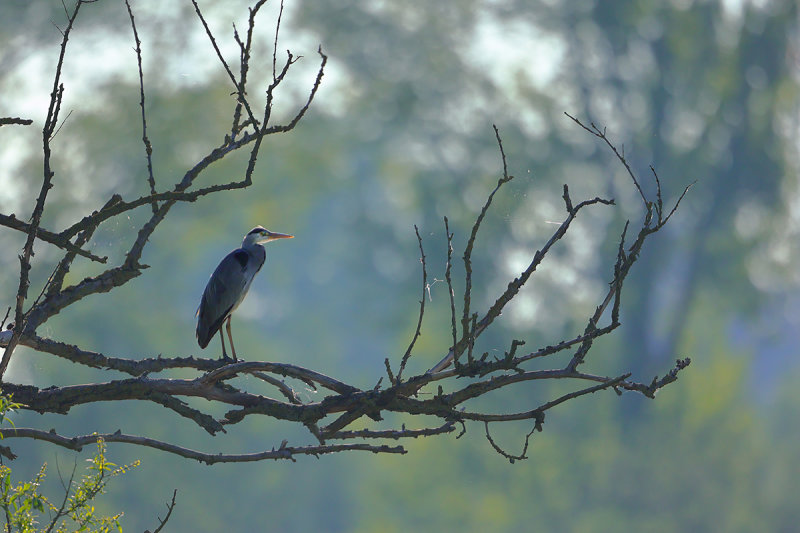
151, 489, 178, 533
191, 0, 258, 127
230, 0, 269, 136
396, 226, 427, 383
457, 126, 514, 364
564, 112, 648, 206
272, 0, 285, 82
484, 421, 537, 463
45, 461, 78, 533
251, 371, 301, 404
124, 0, 158, 213
444, 216, 457, 352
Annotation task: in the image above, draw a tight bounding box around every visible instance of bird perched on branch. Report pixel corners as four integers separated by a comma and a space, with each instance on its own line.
196, 226, 293, 361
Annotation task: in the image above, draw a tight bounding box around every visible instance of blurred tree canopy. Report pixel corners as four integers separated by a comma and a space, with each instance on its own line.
0, 0, 798, 531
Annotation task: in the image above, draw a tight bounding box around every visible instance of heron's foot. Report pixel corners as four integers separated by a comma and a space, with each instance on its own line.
220, 353, 235, 363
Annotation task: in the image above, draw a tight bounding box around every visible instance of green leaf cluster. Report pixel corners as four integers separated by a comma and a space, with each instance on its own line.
0, 437, 137, 533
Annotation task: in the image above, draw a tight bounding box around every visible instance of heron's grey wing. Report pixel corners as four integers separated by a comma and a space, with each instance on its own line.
196, 250, 250, 348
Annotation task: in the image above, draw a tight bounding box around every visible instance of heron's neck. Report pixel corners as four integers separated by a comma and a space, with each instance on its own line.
242, 241, 265, 254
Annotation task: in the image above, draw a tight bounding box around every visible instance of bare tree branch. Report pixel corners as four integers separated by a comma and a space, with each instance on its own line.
395, 225, 427, 383
328, 421, 457, 441
0, 117, 33, 127
443, 216, 458, 351
1, 0, 84, 379
0, 428, 406, 464
0, 213, 106, 263
457, 125, 513, 367
149, 489, 178, 533
124, 0, 158, 214
564, 111, 648, 206
484, 422, 537, 464
0, 1, 690, 468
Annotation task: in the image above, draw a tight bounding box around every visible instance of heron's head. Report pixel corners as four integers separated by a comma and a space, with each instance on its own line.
244, 226, 294, 246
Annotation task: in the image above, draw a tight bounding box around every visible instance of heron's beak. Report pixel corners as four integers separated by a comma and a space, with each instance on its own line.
266, 231, 294, 241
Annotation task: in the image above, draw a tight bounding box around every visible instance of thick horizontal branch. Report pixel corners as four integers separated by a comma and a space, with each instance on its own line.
5, 364, 378, 429
21, 335, 361, 397
2, 377, 306, 422
21, 334, 221, 375
13, 337, 689, 437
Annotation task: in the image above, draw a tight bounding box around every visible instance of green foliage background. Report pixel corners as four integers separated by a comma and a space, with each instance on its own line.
1, 1, 798, 531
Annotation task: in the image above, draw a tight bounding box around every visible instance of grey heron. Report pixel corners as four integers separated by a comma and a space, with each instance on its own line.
196, 226, 293, 361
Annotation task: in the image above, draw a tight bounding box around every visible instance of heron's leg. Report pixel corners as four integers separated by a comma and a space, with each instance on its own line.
219, 327, 229, 360
226, 315, 238, 362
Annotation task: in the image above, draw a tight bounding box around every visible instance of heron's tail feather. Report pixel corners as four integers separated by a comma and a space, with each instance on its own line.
196, 302, 233, 349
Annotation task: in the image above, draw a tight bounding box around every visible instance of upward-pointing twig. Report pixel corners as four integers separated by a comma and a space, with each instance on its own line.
1, 0, 85, 381
124, 0, 158, 214
396, 225, 427, 383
